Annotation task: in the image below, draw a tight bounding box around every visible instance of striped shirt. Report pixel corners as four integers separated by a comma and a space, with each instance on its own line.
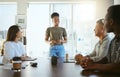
107, 34, 120, 63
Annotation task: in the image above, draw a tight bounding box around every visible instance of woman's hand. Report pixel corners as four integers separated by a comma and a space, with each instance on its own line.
50, 40, 63, 45
21, 56, 30, 61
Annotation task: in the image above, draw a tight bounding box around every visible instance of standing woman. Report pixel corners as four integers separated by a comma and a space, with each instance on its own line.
2, 25, 27, 64
45, 12, 67, 65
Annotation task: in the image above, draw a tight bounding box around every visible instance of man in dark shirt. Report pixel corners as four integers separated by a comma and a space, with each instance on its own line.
79, 5, 120, 73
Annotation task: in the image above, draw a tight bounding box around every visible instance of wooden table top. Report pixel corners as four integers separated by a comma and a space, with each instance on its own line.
0, 58, 120, 77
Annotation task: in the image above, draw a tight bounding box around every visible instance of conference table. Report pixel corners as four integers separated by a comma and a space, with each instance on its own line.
0, 57, 120, 77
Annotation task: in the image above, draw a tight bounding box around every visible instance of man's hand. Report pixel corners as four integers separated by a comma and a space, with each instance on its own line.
80, 57, 94, 69
75, 54, 83, 64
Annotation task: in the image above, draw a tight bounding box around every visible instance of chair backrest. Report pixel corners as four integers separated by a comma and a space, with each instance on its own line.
0, 55, 3, 64
1, 49, 4, 56
0, 41, 6, 56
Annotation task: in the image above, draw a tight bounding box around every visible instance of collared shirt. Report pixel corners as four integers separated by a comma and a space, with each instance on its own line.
107, 34, 120, 63
89, 35, 111, 62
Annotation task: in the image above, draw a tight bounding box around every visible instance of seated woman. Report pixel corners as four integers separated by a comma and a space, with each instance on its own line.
2, 25, 28, 64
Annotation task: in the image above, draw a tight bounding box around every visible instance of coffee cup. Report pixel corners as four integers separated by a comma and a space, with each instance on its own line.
12, 57, 22, 70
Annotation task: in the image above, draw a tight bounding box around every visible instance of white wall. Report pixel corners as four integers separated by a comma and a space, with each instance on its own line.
17, 0, 27, 15
0, 0, 26, 15
114, 0, 120, 4
96, 0, 114, 19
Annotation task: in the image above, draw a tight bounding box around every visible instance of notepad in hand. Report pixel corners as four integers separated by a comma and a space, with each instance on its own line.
22, 57, 37, 61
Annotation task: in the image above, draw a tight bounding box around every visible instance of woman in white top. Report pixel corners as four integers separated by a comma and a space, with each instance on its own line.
2, 25, 27, 64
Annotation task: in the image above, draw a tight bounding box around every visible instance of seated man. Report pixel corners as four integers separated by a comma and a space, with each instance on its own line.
75, 19, 111, 63
79, 5, 120, 74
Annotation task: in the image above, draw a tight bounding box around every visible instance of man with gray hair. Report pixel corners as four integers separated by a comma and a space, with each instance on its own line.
75, 19, 111, 63
79, 5, 120, 74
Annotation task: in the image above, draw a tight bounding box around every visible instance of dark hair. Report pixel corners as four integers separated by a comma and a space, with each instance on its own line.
107, 5, 120, 25
96, 19, 104, 25
51, 12, 59, 18
6, 25, 21, 41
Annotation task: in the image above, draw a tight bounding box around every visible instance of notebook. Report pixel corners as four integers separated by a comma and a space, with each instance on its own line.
22, 57, 37, 61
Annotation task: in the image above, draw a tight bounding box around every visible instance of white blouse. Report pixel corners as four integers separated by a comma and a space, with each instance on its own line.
2, 41, 26, 64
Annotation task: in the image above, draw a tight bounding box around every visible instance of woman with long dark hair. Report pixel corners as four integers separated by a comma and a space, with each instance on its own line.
2, 25, 27, 64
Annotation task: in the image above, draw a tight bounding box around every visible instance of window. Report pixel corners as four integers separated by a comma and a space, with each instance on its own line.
73, 2, 96, 55
27, 2, 97, 58
27, 4, 50, 57
27, 3, 75, 58
0, 3, 17, 54
52, 4, 74, 58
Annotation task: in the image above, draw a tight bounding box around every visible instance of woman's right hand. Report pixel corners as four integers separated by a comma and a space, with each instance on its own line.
50, 40, 57, 45
21, 56, 30, 60
50, 40, 62, 45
